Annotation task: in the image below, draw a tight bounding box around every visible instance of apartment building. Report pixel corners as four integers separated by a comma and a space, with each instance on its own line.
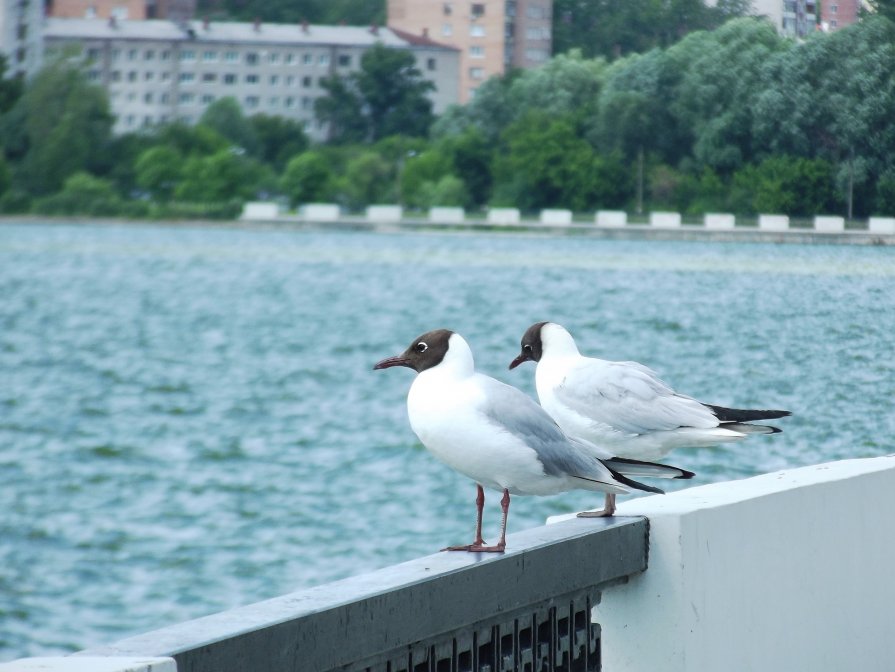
44, 18, 460, 139
749, 0, 818, 36
0, 0, 44, 78
387, 0, 552, 103
819, 0, 862, 31
47, 0, 197, 21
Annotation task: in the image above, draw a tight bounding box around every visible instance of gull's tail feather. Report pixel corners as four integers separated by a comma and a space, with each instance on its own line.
707, 404, 791, 423
604, 467, 666, 495
725, 422, 783, 435
603, 456, 695, 480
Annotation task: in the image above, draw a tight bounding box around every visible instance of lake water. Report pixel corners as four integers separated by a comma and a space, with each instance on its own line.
1, 221, 893, 660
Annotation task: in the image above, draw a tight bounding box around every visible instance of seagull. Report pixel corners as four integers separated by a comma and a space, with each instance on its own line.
510, 321, 791, 514
374, 329, 692, 552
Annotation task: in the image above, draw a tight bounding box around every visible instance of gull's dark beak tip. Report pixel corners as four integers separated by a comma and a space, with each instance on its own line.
508, 354, 526, 370
374, 355, 409, 371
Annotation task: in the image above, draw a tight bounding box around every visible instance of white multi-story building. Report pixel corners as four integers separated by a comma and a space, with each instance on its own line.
44, 18, 460, 139
0, 0, 44, 78
744, 0, 819, 37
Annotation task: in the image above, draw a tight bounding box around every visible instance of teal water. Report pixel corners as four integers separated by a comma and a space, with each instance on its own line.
1, 222, 893, 660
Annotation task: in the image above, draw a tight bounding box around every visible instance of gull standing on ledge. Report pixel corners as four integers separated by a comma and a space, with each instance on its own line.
510, 321, 791, 515
374, 329, 691, 552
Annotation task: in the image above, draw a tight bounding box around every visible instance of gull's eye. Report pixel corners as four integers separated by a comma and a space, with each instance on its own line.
416, 342, 428, 353
523, 344, 532, 352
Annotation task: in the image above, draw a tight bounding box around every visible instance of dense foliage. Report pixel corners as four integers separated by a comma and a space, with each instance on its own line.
2, 17, 895, 219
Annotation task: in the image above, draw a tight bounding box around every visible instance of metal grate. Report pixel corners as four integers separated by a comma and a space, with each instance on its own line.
347, 590, 600, 672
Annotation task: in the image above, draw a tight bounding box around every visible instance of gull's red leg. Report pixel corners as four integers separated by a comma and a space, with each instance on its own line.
577, 493, 616, 518
443, 484, 506, 553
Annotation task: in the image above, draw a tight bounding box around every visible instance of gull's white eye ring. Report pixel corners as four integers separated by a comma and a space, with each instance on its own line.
416, 342, 428, 352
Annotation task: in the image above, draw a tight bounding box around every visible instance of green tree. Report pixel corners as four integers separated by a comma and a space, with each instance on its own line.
14, 58, 113, 195
338, 150, 394, 208
175, 149, 260, 202
315, 44, 434, 143
492, 112, 611, 211
250, 114, 310, 170
281, 151, 334, 206
0, 154, 10, 196
33, 172, 124, 216
730, 156, 839, 216
0, 54, 24, 114
199, 97, 260, 155
135, 146, 184, 201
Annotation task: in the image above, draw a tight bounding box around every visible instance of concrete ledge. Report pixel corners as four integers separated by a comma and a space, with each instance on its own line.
74, 517, 647, 672
704, 213, 735, 229
428, 206, 465, 224
299, 203, 340, 221
759, 214, 789, 230
0, 658, 176, 672
868, 217, 895, 234
539, 209, 573, 225
550, 455, 895, 672
649, 211, 681, 228
365, 205, 403, 223
487, 208, 521, 225
814, 215, 845, 232
596, 210, 627, 227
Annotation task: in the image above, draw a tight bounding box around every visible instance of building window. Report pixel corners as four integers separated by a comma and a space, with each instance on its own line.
470, 24, 485, 37
270, 75, 279, 85
269, 96, 279, 107
318, 54, 330, 66
202, 94, 215, 104
525, 48, 548, 62
179, 93, 195, 104
470, 45, 484, 58
285, 96, 295, 108
225, 51, 238, 63
471, 3, 485, 17
224, 73, 237, 84
443, 2, 452, 15
301, 97, 313, 110
245, 95, 260, 109
87, 70, 100, 82
87, 47, 101, 60
286, 53, 295, 65
161, 50, 170, 60
128, 48, 138, 60
144, 92, 153, 103
427, 57, 437, 70
246, 74, 259, 84
145, 71, 154, 80
203, 50, 217, 62
338, 54, 351, 67
179, 72, 195, 82
442, 23, 453, 36
286, 75, 295, 85
303, 53, 313, 65
831, 3, 838, 12
246, 52, 259, 65
202, 72, 216, 82
470, 67, 485, 79
111, 70, 121, 82
111, 48, 121, 60
269, 52, 280, 64
180, 50, 196, 62
161, 93, 170, 103
161, 72, 170, 81
128, 71, 138, 82
144, 49, 154, 60
302, 75, 312, 87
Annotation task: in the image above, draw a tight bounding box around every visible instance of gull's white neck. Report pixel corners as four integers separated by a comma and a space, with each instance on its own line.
417, 333, 475, 384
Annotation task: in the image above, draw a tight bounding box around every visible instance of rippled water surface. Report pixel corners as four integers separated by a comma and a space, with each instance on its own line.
1, 222, 893, 659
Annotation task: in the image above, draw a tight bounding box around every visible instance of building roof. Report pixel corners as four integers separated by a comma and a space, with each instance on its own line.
44, 17, 458, 51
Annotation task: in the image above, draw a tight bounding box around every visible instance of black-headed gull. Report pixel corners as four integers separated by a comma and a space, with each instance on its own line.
510, 321, 790, 512
374, 329, 692, 552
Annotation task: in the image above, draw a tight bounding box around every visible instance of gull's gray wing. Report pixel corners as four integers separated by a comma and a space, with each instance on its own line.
556, 359, 719, 435
474, 374, 618, 483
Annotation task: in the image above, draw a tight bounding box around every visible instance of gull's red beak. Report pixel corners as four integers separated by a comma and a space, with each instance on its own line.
373, 355, 411, 370
508, 353, 529, 370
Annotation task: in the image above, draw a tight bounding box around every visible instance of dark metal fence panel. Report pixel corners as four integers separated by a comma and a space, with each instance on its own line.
77, 517, 648, 672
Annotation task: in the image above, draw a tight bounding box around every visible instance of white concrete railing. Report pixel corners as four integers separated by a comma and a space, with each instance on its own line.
550, 455, 895, 672
237, 202, 895, 235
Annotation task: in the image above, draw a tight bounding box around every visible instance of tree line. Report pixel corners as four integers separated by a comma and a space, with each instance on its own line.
1, 16, 895, 220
